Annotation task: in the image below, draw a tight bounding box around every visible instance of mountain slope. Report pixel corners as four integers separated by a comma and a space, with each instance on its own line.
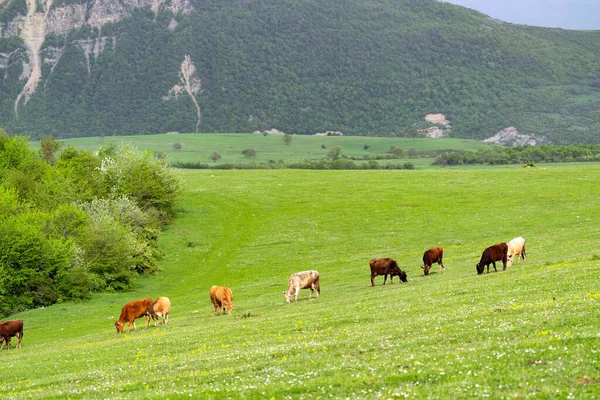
1, 0, 599, 143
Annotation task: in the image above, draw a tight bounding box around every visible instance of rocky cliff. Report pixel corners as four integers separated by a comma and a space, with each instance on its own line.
1, 0, 193, 115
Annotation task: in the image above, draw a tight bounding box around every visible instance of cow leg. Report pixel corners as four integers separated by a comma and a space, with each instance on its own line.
521, 246, 526, 264
308, 287, 313, 300
383, 274, 388, 285
371, 274, 376, 287
16, 332, 22, 348
144, 314, 150, 329
294, 287, 300, 302
439, 260, 444, 274
164, 313, 169, 324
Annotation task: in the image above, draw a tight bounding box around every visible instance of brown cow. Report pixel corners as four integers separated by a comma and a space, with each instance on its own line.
115, 298, 157, 333
422, 247, 444, 276
476, 243, 508, 274
369, 258, 407, 286
149, 297, 171, 326
284, 270, 320, 303
210, 286, 233, 315
0, 320, 23, 349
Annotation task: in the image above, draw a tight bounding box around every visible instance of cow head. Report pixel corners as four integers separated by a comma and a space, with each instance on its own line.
115, 320, 124, 333
283, 290, 292, 304
399, 270, 408, 282
422, 265, 431, 276
506, 254, 514, 267
476, 263, 484, 274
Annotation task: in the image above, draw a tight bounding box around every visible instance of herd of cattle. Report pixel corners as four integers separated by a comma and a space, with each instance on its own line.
0, 237, 526, 346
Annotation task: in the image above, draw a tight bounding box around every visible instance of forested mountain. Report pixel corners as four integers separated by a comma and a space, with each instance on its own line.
1, 0, 599, 144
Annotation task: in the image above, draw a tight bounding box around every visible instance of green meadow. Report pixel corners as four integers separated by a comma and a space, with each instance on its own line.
46, 133, 495, 167
2, 165, 600, 398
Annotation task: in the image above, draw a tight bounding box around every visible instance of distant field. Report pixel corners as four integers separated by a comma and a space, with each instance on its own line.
40, 133, 497, 168
2, 165, 599, 398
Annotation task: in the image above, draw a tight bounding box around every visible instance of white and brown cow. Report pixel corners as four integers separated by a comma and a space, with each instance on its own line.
506, 237, 526, 267
284, 270, 320, 303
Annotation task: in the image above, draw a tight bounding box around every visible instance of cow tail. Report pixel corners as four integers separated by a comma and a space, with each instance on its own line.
315, 275, 320, 294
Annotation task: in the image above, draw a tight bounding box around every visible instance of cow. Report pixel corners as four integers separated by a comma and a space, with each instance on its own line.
422, 247, 444, 276
115, 298, 157, 333
0, 320, 23, 349
369, 258, 407, 286
149, 297, 171, 326
476, 243, 508, 274
506, 237, 526, 267
284, 270, 320, 303
210, 286, 234, 315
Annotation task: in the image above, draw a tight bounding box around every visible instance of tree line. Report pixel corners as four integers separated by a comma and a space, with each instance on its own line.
0, 131, 180, 317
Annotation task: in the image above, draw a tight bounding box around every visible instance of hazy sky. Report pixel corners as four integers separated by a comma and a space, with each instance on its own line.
441, 0, 600, 30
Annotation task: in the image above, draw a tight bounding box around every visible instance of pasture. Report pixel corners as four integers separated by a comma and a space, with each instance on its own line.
41, 133, 495, 167
1, 165, 600, 398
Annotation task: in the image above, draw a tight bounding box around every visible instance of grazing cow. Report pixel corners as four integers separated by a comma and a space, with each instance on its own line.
115, 298, 157, 333
369, 258, 408, 287
476, 243, 508, 274
0, 320, 23, 349
422, 247, 444, 276
507, 237, 526, 267
284, 270, 320, 303
149, 297, 171, 326
210, 286, 234, 315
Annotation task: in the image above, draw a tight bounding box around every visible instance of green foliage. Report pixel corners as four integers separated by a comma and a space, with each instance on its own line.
209, 152, 222, 163
241, 148, 256, 157
0, 136, 180, 316
283, 134, 293, 145
326, 145, 342, 160
434, 144, 600, 166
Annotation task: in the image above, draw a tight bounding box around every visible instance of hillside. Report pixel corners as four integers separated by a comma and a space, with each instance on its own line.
1, 167, 599, 397
1, 0, 600, 143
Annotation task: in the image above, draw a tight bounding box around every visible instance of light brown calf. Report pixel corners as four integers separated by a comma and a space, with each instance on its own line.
210, 286, 233, 315
150, 297, 171, 326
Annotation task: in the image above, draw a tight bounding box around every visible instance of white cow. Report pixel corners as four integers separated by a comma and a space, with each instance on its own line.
284, 270, 320, 303
507, 237, 526, 267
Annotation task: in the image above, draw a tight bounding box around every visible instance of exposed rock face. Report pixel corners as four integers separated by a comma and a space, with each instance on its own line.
1, 0, 194, 117
483, 126, 549, 146
424, 113, 451, 138
163, 54, 202, 133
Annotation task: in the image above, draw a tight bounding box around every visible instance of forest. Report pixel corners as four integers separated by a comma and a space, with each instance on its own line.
1, 0, 599, 143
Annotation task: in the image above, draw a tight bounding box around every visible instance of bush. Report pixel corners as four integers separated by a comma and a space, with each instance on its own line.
242, 148, 257, 157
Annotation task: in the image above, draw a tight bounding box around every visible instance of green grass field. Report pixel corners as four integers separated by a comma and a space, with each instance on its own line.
2, 165, 600, 398
42, 133, 495, 167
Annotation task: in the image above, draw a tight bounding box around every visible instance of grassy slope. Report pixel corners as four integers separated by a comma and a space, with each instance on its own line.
47, 133, 495, 166
1, 166, 600, 398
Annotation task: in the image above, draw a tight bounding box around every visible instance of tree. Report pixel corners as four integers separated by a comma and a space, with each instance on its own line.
327, 146, 342, 160
209, 152, 222, 163
242, 148, 256, 157
389, 145, 404, 157
40, 135, 62, 165
283, 134, 293, 145
363, 144, 370, 150
173, 143, 182, 150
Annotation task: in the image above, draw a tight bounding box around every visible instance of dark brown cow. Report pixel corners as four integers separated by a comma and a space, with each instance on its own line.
115, 298, 158, 333
0, 320, 23, 349
476, 243, 508, 274
422, 247, 444, 276
369, 258, 407, 286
